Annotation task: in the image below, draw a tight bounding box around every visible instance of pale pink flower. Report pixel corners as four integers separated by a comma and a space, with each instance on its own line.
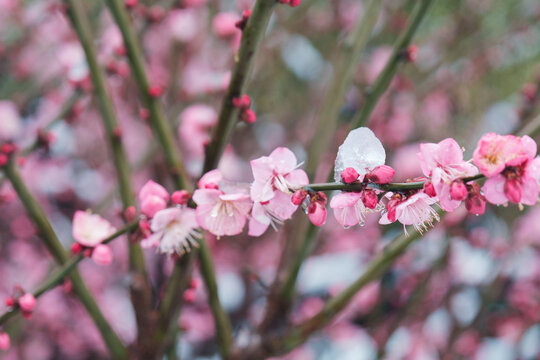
417, 138, 478, 211
473, 133, 523, 177
198, 169, 223, 189
249, 148, 308, 235
72, 211, 117, 247
139, 180, 170, 218
167, 9, 199, 43
379, 192, 440, 233
0, 100, 21, 140
141, 207, 199, 254
0, 332, 9, 351
193, 183, 252, 237
330, 192, 376, 228
91, 244, 113, 266
18, 293, 36, 312
481, 135, 540, 205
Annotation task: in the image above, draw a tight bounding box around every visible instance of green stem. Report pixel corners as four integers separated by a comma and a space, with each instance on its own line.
62, 1, 152, 352
105, 0, 191, 191
350, 0, 436, 129
2, 160, 128, 360
305, 174, 484, 192
198, 238, 234, 358
0, 222, 137, 326
305, 0, 382, 176
202, 0, 276, 173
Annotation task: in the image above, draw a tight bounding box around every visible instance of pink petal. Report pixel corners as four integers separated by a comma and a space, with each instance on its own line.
482, 175, 508, 205
151, 208, 181, 232
92, 244, 113, 266
198, 169, 223, 189
141, 196, 168, 218
248, 217, 269, 237
520, 177, 539, 206
329, 192, 363, 209
285, 169, 309, 188
192, 188, 221, 206
269, 147, 298, 174
139, 180, 169, 202
250, 179, 275, 203
266, 191, 298, 220
250, 156, 274, 183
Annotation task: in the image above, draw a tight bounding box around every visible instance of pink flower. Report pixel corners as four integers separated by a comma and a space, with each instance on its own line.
330, 192, 376, 228
340, 167, 359, 183
481, 135, 540, 205
307, 192, 327, 226
139, 180, 170, 218
417, 138, 478, 211
473, 133, 524, 177
0, 100, 21, 140
198, 169, 223, 189
178, 104, 217, 157
249, 147, 308, 235
212, 12, 240, 38
365, 165, 395, 184
91, 244, 113, 266
72, 211, 117, 247
0, 332, 9, 351
193, 182, 252, 237
141, 207, 199, 254
379, 192, 440, 233
18, 293, 36, 312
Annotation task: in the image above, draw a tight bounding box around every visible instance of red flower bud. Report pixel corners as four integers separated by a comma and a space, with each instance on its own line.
242, 109, 257, 123
450, 181, 468, 201
291, 190, 308, 205
289, 0, 301, 7
171, 190, 191, 205
148, 85, 163, 98
366, 165, 395, 184
423, 181, 436, 197
70, 242, 83, 255
362, 189, 378, 209
504, 178, 522, 204
123, 206, 137, 222
341, 167, 360, 184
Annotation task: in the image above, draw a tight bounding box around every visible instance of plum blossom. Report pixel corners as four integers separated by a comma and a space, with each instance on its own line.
249, 147, 308, 235
330, 192, 374, 228
473, 133, 524, 177
479, 135, 540, 205
379, 192, 440, 233
91, 244, 113, 266
334, 127, 386, 182
138, 180, 170, 218
72, 211, 117, 247
141, 207, 199, 254
417, 138, 478, 211
193, 170, 252, 237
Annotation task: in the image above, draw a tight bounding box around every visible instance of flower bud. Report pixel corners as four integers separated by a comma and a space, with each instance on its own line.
92, 244, 113, 266
289, 0, 301, 6
141, 195, 167, 218
450, 181, 468, 201
123, 206, 137, 222
340, 167, 360, 184
366, 165, 395, 184
423, 181, 436, 197
70, 242, 83, 255
0, 154, 7, 167
466, 194, 486, 215
0, 332, 10, 351
241, 108, 257, 123
5, 296, 15, 308
291, 190, 308, 205
362, 189, 378, 209
232, 94, 251, 109
307, 202, 326, 226
504, 178, 522, 204
183, 288, 197, 303
171, 190, 191, 205
148, 84, 163, 98
18, 293, 36, 312
386, 197, 402, 223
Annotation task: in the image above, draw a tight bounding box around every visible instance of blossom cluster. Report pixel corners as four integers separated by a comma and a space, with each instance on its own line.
83, 128, 539, 255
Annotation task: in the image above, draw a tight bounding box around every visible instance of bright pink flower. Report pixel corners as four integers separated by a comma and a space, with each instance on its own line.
481, 136, 540, 205
249, 147, 308, 235
473, 133, 523, 177
330, 192, 376, 228
72, 211, 117, 247
0, 332, 9, 351
141, 207, 199, 254
450, 181, 467, 201
379, 192, 439, 233
18, 293, 36, 312
139, 180, 170, 217
91, 244, 113, 266
417, 138, 478, 211
193, 186, 252, 237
